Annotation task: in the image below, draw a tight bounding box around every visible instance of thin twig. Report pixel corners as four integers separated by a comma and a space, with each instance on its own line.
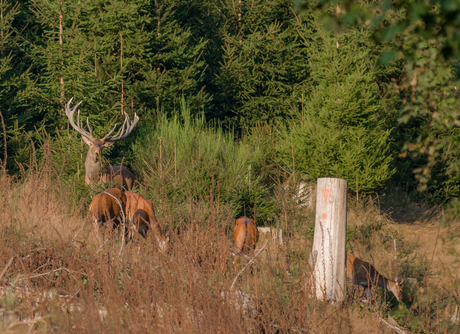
27, 268, 63, 280
23, 130, 37, 171
0, 256, 14, 281
272, 323, 313, 333
6, 316, 49, 331
230, 239, 268, 291
0, 109, 6, 171
378, 316, 407, 334
103, 190, 126, 258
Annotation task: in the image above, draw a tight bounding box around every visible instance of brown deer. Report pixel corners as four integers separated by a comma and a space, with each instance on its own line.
347, 253, 403, 302
88, 188, 126, 229
64, 98, 139, 190
124, 191, 171, 253
233, 217, 259, 254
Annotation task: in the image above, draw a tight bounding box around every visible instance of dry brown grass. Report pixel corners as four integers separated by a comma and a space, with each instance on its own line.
345, 194, 460, 333
0, 159, 459, 333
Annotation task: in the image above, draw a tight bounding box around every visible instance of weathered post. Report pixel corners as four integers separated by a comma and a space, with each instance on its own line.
311, 178, 347, 302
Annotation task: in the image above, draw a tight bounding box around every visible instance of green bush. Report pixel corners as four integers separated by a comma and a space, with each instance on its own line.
129, 98, 275, 226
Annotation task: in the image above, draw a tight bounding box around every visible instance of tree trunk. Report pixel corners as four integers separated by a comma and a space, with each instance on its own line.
59, 0, 64, 109
311, 177, 347, 303
120, 34, 124, 115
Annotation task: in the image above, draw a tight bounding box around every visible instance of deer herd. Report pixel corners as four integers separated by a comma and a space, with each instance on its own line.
67, 98, 403, 303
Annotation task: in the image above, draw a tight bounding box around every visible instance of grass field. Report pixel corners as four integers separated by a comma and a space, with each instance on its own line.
0, 154, 459, 334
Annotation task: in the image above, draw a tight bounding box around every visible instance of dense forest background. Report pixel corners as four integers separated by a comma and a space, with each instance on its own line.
0, 0, 459, 221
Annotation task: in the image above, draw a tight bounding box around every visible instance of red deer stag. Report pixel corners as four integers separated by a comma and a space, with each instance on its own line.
88, 188, 126, 230
65, 98, 139, 190
124, 191, 171, 253
233, 217, 259, 254
347, 253, 403, 302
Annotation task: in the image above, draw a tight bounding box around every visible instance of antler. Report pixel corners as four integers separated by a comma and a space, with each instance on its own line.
64, 97, 139, 143
64, 98, 93, 140
103, 111, 140, 143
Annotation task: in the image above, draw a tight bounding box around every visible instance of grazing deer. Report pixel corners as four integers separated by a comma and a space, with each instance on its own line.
124, 191, 171, 253
347, 253, 403, 302
234, 217, 259, 254
88, 188, 126, 229
64, 98, 139, 190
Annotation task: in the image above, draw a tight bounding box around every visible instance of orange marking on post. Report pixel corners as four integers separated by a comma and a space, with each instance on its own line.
322, 213, 327, 219
322, 189, 330, 205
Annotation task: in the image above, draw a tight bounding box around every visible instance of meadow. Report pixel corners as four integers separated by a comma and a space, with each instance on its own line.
0, 110, 459, 334
0, 0, 459, 332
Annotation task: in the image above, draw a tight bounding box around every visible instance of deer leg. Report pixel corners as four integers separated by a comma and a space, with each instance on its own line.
112, 218, 121, 230
138, 224, 148, 238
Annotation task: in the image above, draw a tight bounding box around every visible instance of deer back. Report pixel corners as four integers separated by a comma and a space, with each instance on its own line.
125, 192, 155, 221
124, 192, 153, 237
124, 192, 171, 252
234, 217, 259, 254
346, 253, 403, 302
89, 188, 126, 227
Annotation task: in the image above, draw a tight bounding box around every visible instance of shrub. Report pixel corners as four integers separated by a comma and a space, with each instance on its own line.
129, 98, 275, 226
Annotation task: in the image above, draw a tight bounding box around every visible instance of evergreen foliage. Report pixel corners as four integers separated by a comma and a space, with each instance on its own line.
276, 20, 395, 194
1, 0, 211, 171
216, 20, 309, 128
297, 0, 460, 208
0, 0, 28, 173
214, 0, 309, 126
135, 0, 211, 113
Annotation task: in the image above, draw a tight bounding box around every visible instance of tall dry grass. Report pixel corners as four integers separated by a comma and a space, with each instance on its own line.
0, 141, 459, 333
0, 148, 383, 334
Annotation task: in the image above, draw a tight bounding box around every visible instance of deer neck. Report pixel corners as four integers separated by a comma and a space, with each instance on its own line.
375, 274, 388, 288
85, 147, 103, 183
375, 274, 398, 295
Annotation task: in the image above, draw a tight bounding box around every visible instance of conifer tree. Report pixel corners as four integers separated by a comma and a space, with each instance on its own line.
0, 0, 29, 171
138, 0, 210, 114
213, 0, 309, 127
15, 0, 211, 131
0, 0, 19, 123
173, 0, 309, 127
278, 20, 396, 194
16, 0, 116, 129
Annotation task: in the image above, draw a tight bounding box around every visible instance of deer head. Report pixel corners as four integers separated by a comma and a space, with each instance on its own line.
64, 98, 139, 152
64, 98, 139, 187
392, 276, 404, 302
